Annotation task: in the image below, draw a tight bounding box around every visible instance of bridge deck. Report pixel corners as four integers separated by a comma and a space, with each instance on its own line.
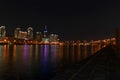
51, 45, 120, 80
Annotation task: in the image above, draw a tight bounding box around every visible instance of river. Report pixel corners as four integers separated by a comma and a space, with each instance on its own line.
0, 44, 100, 80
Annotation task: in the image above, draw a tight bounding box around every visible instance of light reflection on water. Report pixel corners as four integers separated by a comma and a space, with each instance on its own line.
0, 44, 101, 80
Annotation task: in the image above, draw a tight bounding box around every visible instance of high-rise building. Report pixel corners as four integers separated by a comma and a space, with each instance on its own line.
19, 31, 27, 39
43, 25, 48, 38
0, 26, 6, 37
36, 32, 42, 41
14, 28, 21, 38
27, 27, 33, 39
42, 25, 50, 43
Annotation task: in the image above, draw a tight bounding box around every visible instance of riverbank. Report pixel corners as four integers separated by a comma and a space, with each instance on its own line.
51, 45, 120, 80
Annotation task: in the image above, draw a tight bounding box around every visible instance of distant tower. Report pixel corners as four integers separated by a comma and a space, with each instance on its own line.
43, 25, 48, 38
27, 27, 33, 39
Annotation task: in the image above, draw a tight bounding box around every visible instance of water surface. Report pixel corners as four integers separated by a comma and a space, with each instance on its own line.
0, 44, 99, 80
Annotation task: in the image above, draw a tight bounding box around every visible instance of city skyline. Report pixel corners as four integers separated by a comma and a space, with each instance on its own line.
1, 25, 59, 38
0, 0, 119, 40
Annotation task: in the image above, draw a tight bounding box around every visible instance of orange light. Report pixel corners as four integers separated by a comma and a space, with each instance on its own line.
60, 42, 63, 45
14, 40, 16, 42
4, 39, 7, 42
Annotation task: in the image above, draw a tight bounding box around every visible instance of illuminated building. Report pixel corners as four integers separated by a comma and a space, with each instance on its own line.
19, 31, 27, 39
42, 25, 50, 43
43, 25, 48, 38
49, 34, 59, 42
14, 27, 33, 40
36, 32, 42, 41
14, 28, 21, 38
42, 38, 49, 43
0, 26, 6, 37
27, 27, 33, 39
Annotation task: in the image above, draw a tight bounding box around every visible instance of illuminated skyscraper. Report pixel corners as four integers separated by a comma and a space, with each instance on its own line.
42, 25, 50, 43
0, 26, 6, 37
43, 25, 48, 38
27, 27, 33, 39
14, 28, 21, 38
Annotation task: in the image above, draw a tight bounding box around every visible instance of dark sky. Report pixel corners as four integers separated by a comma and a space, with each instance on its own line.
0, 0, 119, 41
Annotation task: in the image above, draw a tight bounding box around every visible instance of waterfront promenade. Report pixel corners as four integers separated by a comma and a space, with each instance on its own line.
51, 45, 120, 80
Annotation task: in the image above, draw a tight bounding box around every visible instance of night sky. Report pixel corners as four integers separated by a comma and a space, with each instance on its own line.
0, 0, 119, 41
